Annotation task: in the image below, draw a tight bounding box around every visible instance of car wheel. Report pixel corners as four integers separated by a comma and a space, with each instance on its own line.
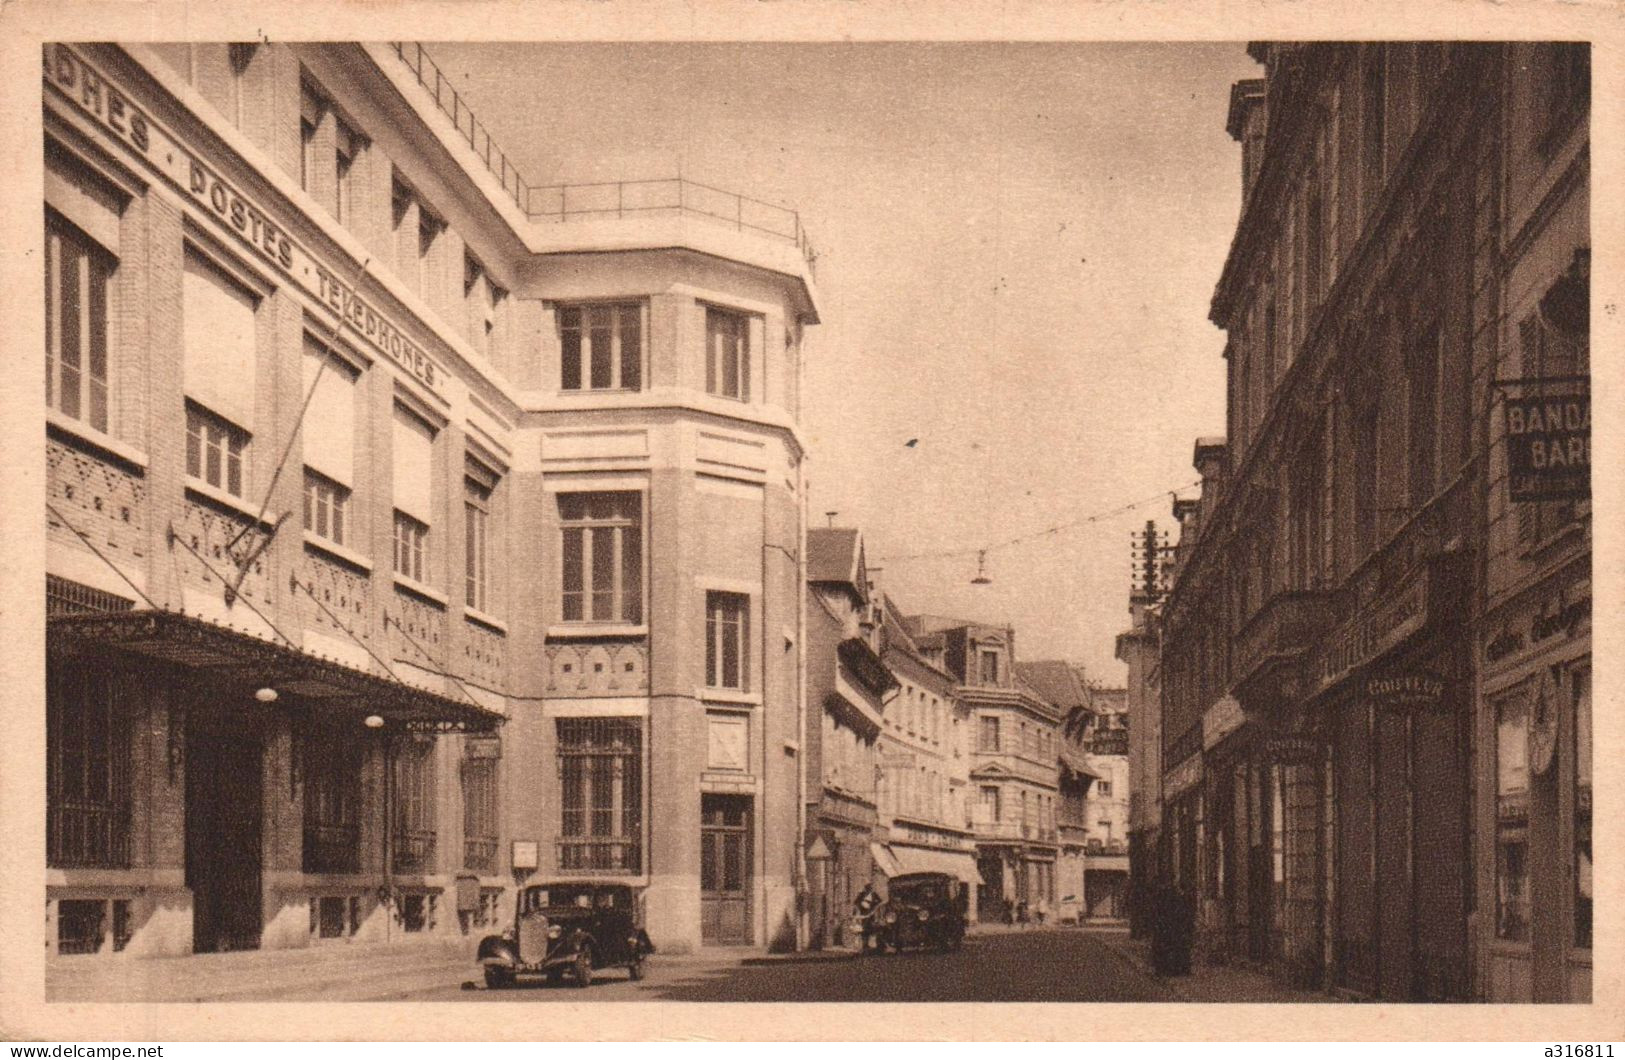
483, 967, 512, 990
627, 955, 646, 982
573, 947, 593, 988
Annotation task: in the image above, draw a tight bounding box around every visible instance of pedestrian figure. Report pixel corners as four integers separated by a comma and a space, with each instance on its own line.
853, 881, 882, 953
1016, 898, 1029, 926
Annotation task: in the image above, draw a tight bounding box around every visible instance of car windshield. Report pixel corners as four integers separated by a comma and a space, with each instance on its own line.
522, 885, 625, 913
890, 877, 949, 903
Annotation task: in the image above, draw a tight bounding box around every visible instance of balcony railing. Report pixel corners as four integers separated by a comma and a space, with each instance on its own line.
1233, 589, 1334, 685
391, 828, 437, 875
558, 836, 642, 875
388, 43, 818, 277
463, 836, 498, 874
48, 800, 132, 870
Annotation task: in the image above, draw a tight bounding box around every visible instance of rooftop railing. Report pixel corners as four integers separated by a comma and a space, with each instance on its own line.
389, 43, 818, 277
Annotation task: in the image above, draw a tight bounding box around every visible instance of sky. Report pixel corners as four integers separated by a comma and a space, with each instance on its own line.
428, 42, 1261, 683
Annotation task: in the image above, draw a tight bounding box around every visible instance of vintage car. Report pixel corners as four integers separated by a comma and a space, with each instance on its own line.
477, 882, 654, 989
872, 871, 967, 953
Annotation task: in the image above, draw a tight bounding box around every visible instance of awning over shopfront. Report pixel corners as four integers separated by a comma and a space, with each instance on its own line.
48, 608, 502, 732
870, 842, 981, 888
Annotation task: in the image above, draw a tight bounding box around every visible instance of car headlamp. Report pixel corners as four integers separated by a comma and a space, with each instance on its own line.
548, 926, 563, 939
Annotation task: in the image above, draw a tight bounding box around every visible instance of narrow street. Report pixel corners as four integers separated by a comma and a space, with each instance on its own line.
304, 929, 1172, 1004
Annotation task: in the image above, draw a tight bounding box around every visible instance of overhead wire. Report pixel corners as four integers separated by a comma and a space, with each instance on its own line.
875, 478, 1201, 564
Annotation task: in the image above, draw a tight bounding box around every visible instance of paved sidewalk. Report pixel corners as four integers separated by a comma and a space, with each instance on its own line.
1088, 927, 1335, 1003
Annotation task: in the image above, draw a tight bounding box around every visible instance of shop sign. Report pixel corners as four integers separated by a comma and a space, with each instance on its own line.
892, 824, 973, 852
1314, 572, 1428, 693
1265, 735, 1323, 764
1481, 586, 1590, 669
44, 44, 448, 400
1202, 695, 1245, 751
511, 840, 539, 871
1502, 385, 1590, 502
1365, 671, 1448, 712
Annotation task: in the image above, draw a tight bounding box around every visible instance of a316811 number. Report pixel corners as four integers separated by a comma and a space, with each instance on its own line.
1546, 1047, 1614, 1057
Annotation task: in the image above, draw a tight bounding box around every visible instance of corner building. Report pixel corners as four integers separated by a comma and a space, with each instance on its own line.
42, 42, 818, 962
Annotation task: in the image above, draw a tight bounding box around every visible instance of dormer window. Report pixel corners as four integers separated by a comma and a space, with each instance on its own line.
979, 649, 1000, 685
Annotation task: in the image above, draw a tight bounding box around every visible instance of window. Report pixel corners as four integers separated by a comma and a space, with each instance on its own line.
301, 731, 360, 874
980, 785, 1001, 823
334, 117, 360, 225
705, 592, 750, 691
1539, 44, 1589, 152
1362, 47, 1387, 214
979, 716, 1000, 753
303, 470, 350, 546
560, 303, 642, 391
300, 82, 322, 193
1494, 690, 1530, 942
705, 306, 749, 401
182, 247, 259, 435
394, 511, 428, 583
557, 718, 643, 874
558, 492, 642, 624
45, 212, 115, 433
187, 403, 248, 497
462, 740, 499, 873
391, 737, 436, 874
1573, 665, 1592, 950
47, 664, 130, 869
1098, 781, 1112, 797
1407, 323, 1441, 507
392, 405, 435, 582
417, 207, 443, 296
464, 460, 496, 612
979, 649, 1000, 685
302, 336, 356, 495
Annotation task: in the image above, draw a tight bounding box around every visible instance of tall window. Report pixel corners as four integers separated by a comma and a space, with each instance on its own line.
705, 592, 750, 691
979, 649, 1000, 685
392, 405, 435, 583
558, 492, 642, 624
334, 117, 360, 225
560, 303, 642, 391
1353, 398, 1380, 559
1362, 47, 1387, 215
1494, 690, 1530, 942
182, 248, 258, 472
557, 718, 643, 874
705, 306, 750, 401
980, 785, 1001, 824
979, 716, 1000, 753
302, 732, 361, 874
47, 665, 130, 869
417, 208, 443, 298
465, 458, 496, 613
299, 82, 322, 193
45, 212, 115, 433
302, 337, 356, 545
1407, 324, 1441, 508
391, 738, 436, 874
464, 256, 507, 363
462, 741, 499, 873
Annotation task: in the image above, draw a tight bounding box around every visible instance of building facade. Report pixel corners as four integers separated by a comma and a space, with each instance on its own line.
1157, 42, 1589, 1002
42, 41, 820, 961
874, 597, 980, 917
803, 529, 893, 948
1080, 686, 1130, 920
907, 619, 1061, 923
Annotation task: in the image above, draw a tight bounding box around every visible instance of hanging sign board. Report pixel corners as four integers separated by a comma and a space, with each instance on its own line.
1501, 383, 1590, 502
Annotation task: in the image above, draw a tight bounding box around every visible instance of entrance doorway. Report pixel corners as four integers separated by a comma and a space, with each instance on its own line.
186, 712, 264, 953
700, 794, 752, 945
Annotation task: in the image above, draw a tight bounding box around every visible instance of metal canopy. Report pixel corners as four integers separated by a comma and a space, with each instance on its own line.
48, 608, 503, 733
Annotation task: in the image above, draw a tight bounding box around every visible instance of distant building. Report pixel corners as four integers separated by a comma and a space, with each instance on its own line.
1118, 521, 1170, 939
1016, 660, 1096, 925
1080, 685, 1130, 920
803, 529, 895, 949
907, 617, 1061, 923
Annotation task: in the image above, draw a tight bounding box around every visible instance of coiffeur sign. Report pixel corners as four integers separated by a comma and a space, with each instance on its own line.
1503, 384, 1589, 502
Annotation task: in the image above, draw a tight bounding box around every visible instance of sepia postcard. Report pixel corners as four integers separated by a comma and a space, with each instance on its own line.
0, 0, 1619, 1044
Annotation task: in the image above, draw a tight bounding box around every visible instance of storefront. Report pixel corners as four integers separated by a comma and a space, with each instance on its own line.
1313, 555, 1473, 1002
1480, 555, 1590, 1002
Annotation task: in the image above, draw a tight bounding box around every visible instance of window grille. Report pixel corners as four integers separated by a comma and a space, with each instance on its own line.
557, 718, 642, 874
47, 665, 131, 869
392, 737, 437, 874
